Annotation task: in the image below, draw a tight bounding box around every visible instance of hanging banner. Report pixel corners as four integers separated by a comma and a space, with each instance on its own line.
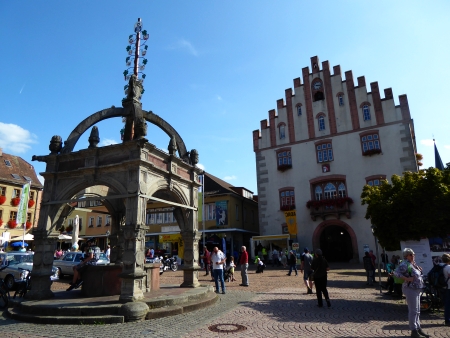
284, 210, 297, 235
16, 182, 30, 224
215, 200, 228, 226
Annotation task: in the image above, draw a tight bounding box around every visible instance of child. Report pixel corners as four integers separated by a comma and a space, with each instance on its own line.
229, 256, 236, 281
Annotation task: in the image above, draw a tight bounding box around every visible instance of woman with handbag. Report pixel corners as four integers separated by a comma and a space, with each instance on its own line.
394, 248, 429, 338
310, 248, 331, 308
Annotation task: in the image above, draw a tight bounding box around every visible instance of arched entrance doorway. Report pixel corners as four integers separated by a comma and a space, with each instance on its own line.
319, 225, 352, 262
312, 220, 359, 263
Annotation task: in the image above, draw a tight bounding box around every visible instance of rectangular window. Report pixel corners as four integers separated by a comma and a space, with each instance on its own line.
4, 160, 11, 167
29, 191, 34, 201
316, 143, 333, 163
106, 215, 111, 226
156, 209, 163, 224
13, 189, 20, 198
205, 203, 216, 221
23, 176, 32, 182
10, 211, 17, 220
297, 106, 302, 116
89, 217, 94, 227
236, 205, 239, 221
97, 216, 102, 227
279, 190, 295, 209
68, 218, 74, 226
11, 174, 21, 180
0, 187, 5, 196
361, 133, 381, 154
0, 210, 3, 221
27, 213, 31, 222
338, 95, 344, 106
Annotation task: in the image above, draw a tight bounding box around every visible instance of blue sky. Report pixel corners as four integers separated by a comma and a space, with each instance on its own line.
1, 1, 450, 193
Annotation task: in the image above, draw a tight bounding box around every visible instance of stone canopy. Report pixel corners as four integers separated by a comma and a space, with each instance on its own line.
29, 78, 203, 302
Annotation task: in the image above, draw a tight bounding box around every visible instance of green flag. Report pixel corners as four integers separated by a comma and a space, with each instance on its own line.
16, 183, 30, 224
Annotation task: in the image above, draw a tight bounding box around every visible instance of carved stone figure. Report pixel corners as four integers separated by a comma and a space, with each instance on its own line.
126, 74, 143, 101
88, 126, 100, 148
190, 149, 199, 166
49, 135, 62, 155
134, 117, 147, 140
168, 135, 177, 155
32, 155, 48, 163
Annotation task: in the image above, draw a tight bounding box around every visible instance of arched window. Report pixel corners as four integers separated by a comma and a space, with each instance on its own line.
315, 186, 323, 200
297, 105, 302, 116
279, 125, 285, 139
338, 183, 346, 197
338, 95, 344, 106
318, 116, 326, 131
314, 91, 325, 101
324, 183, 336, 199
363, 105, 371, 121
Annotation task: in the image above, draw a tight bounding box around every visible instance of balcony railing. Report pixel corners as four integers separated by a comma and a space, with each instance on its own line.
306, 197, 353, 221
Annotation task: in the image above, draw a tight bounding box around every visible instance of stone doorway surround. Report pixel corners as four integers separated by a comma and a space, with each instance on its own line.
312, 219, 359, 263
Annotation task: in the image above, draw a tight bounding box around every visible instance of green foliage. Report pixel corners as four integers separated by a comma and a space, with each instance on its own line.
361, 167, 450, 250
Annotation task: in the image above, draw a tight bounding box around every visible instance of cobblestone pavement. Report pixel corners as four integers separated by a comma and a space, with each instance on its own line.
1, 263, 448, 337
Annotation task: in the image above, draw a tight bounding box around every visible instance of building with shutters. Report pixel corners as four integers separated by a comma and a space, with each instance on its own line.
252, 56, 418, 262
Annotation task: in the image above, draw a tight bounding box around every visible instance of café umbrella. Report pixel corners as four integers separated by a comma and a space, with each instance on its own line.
11, 242, 28, 247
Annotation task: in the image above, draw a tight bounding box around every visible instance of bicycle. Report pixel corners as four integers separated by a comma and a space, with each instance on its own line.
420, 276, 444, 312
13, 268, 31, 299
0, 266, 11, 309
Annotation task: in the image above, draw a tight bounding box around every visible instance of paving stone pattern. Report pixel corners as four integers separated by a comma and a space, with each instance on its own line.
1, 264, 448, 337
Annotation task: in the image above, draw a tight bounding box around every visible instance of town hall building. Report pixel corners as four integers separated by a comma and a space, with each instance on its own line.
252, 56, 418, 262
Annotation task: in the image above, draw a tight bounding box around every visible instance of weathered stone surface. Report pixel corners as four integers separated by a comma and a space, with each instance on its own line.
119, 302, 149, 322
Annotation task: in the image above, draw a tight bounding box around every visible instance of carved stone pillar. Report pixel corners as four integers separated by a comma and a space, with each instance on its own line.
119, 195, 146, 302
25, 229, 57, 300
179, 230, 202, 288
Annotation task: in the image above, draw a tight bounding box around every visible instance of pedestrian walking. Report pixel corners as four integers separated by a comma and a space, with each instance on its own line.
363, 252, 374, 286
202, 247, 211, 276
239, 245, 249, 286
394, 248, 429, 338
311, 248, 331, 308
286, 250, 298, 276
300, 248, 314, 294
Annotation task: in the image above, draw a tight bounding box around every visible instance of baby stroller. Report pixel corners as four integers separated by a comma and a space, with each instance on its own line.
256, 260, 266, 273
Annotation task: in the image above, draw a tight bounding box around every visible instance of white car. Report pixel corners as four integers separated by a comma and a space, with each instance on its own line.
53, 252, 109, 277
0, 252, 59, 290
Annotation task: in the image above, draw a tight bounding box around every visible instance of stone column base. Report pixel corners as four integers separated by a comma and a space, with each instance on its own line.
180, 266, 202, 288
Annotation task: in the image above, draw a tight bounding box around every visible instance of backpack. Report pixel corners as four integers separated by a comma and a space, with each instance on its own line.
427, 263, 449, 288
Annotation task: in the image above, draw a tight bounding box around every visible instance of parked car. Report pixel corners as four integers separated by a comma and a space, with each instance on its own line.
0, 252, 59, 290
53, 252, 109, 277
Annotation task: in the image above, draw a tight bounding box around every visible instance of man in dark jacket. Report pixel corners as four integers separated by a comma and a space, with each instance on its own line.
363, 251, 374, 286
202, 247, 211, 276
287, 251, 298, 276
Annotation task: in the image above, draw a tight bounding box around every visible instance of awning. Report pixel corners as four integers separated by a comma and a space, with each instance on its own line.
252, 234, 290, 241
10, 234, 34, 241
145, 228, 259, 236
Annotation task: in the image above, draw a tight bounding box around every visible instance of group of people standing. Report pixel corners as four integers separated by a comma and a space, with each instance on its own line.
201, 245, 250, 295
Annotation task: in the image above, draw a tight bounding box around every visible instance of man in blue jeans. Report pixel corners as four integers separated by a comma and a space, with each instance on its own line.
211, 246, 226, 294
287, 250, 298, 276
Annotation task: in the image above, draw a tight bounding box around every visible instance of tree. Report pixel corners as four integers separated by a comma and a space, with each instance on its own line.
361, 167, 450, 250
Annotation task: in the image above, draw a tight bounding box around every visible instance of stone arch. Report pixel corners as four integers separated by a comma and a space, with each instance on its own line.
312, 219, 359, 262
146, 179, 190, 207
61, 107, 189, 161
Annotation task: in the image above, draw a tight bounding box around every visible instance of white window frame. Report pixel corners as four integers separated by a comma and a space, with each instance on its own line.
318, 116, 326, 131
89, 217, 94, 227
363, 105, 371, 121
97, 216, 102, 227
279, 125, 286, 139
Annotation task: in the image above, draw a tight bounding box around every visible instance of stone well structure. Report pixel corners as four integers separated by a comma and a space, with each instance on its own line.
29, 75, 202, 302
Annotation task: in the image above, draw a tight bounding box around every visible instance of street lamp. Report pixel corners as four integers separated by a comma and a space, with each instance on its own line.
371, 225, 382, 294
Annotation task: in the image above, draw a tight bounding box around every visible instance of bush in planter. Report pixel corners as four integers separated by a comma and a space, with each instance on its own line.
11, 197, 20, 206
0, 196, 6, 205
363, 148, 381, 156
28, 200, 35, 208
66, 225, 73, 232
26, 221, 32, 229
8, 220, 17, 229
0, 219, 3, 227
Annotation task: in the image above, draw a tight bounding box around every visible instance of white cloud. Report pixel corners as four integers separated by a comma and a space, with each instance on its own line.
216, 95, 222, 101
101, 139, 118, 146
197, 163, 205, 170
223, 175, 237, 181
420, 139, 435, 147
170, 39, 199, 56
445, 145, 450, 149
0, 122, 37, 153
